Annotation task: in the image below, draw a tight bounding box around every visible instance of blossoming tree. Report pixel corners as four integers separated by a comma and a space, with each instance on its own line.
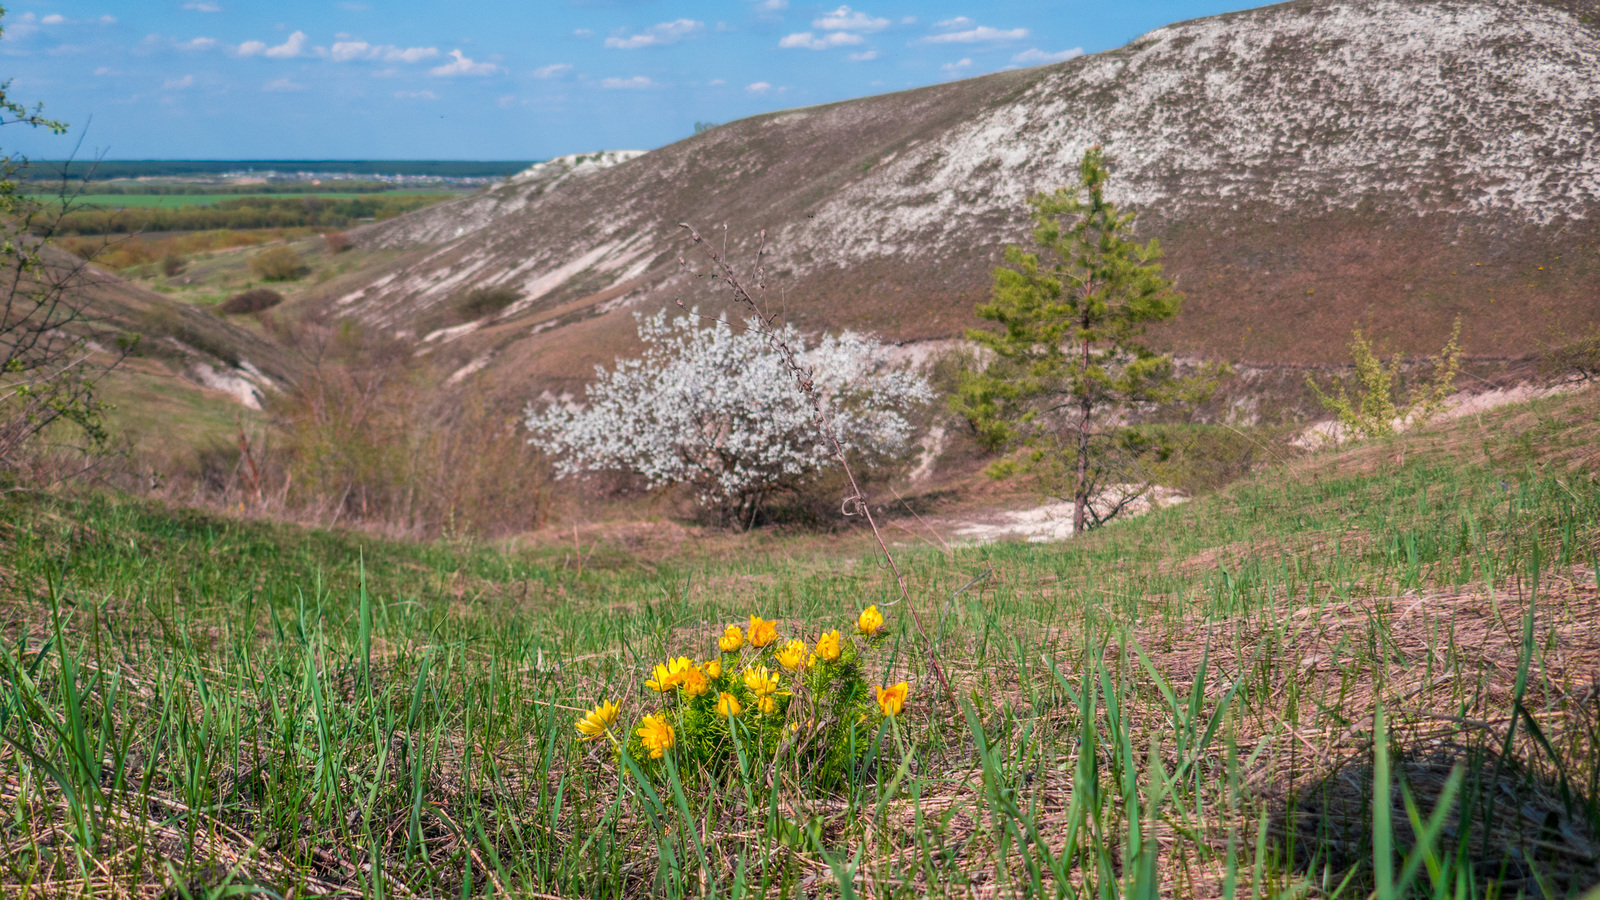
525, 309, 932, 526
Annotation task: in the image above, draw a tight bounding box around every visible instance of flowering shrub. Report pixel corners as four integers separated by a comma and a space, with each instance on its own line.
525, 310, 933, 524
575, 605, 909, 790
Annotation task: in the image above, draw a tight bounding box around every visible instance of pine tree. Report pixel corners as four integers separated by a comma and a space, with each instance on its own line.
953, 147, 1221, 535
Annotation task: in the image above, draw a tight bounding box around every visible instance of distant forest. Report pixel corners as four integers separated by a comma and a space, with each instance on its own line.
19, 159, 535, 181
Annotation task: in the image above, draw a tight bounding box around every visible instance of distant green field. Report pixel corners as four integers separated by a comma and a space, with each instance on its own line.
28, 190, 456, 209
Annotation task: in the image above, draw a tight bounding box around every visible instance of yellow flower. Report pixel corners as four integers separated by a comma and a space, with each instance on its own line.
703, 658, 722, 680
814, 630, 842, 663
636, 713, 675, 759
743, 665, 780, 697
679, 666, 710, 697
748, 615, 779, 648
575, 700, 620, 741
775, 639, 810, 672
646, 656, 694, 692
718, 624, 745, 653
757, 694, 779, 715
716, 692, 742, 717
857, 605, 885, 637
875, 682, 909, 717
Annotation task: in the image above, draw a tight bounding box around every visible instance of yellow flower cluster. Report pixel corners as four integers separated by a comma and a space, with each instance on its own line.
576, 606, 910, 770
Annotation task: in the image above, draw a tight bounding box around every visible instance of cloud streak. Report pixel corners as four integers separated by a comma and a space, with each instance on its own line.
237, 31, 311, 58
330, 41, 439, 63
430, 49, 499, 76
600, 75, 658, 89
778, 31, 863, 50
920, 25, 1028, 44
604, 19, 703, 49
1013, 47, 1084, 64
813, 6, 888, 32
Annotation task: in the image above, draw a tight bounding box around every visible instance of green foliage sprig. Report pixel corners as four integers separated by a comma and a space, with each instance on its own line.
1309, 318, 1463, 441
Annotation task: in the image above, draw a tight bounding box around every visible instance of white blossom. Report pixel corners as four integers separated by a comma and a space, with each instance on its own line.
525, 309, 932, 518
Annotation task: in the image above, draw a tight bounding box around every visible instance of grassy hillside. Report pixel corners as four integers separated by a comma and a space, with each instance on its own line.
1, 384, 1595, 897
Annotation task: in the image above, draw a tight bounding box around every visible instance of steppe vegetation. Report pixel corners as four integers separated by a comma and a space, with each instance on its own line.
3, 8, 1599, 897
1, 385, 1597, 898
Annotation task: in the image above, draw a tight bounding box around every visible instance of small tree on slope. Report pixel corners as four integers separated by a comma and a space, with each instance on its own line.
952, 147, 1224, 535
526, 309, 932, 527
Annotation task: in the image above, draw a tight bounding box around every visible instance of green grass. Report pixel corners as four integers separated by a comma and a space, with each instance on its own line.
28, 192, 456, 209
1, 389, 1597, 898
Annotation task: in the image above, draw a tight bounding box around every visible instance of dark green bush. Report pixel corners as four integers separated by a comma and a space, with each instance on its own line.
218, 288, 284, 315
455, 285, 521, 320
248, 246, 306, 282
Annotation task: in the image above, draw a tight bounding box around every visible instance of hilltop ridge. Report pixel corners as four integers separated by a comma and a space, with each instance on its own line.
301, 0, 1599, 404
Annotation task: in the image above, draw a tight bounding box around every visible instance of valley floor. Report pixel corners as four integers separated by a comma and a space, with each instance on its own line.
0, 384, 1597, 898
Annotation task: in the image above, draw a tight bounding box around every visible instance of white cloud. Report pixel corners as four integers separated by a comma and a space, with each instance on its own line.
384, 45, 437, 63
746, 81, 771, 93
430, 48, 499, 76
778, 31, 863, 49
573, 28, 595, 38
163, 73, 194, 89
41, 14, 65, 25
941, 58, 972, 73
330, 41, 438, 63
180, 37, 216, 51
266, 31, 309, 58
395, 90, 437, 99
754, 0, 788, 11
814, 6, 888, 32
935, 17, 972, 28
238, 30, 310, 58
708, 78, 726, 85
93, 66, 118, 75
263, 76, 305, 91
184, 2, 221, 11
1012, 47, 1084, 64
604, 19, 703, 49
498, 94, 516, 108
920, 25, 1028, 44
99, 15, 116, 24
532, 63, 572, 78
848, 49, 877, 61
600, 75, 657, 89
330, 40, 373, 61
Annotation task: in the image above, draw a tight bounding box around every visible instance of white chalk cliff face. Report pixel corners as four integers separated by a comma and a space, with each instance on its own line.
318, 0, 1598, 383
785, 0, 1600, 264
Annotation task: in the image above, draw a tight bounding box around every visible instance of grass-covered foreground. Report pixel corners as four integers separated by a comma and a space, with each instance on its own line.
1, 388, 1598, 899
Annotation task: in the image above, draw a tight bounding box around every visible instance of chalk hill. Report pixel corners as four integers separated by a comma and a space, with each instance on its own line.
313, 0, 1600, 403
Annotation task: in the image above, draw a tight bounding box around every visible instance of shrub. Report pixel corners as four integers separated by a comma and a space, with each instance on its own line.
576, 605, 907, 792
248, 245, 306, 282
322, 230, 353, 253
525, 309, 932, 526
1540, 327, 1600, 384
217, 288, 283, 315
454, 285, 520, 320
160, 253, 184, 277
1308, 318, 1462, 441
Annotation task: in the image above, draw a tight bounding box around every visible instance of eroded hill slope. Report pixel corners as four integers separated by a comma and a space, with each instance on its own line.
314, 0, 1600, 405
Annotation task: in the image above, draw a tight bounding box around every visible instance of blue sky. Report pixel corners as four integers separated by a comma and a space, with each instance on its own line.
1, 1, 1263, 161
